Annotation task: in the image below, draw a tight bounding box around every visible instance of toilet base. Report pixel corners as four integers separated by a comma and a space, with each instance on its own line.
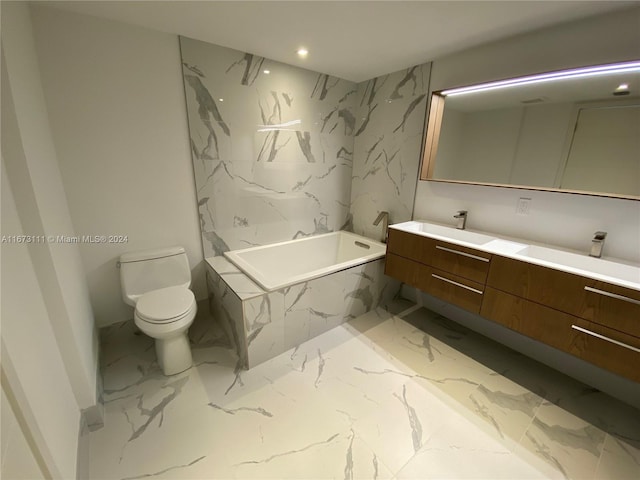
155, 333, 193, 376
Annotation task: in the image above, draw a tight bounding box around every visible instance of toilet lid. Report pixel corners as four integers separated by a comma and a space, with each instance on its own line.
136, 286, 195, 323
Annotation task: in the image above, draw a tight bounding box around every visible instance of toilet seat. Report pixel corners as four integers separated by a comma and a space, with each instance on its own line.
135, 286, 196, 324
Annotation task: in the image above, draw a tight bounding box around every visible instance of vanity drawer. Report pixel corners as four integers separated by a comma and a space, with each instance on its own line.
570, 321, 640, 383
487, 255, 640, 338
387, 229, 491, 284
430, 240, 491, 284
385, 253, 431, 291
580, 281, 640, 338
387, 229, 433, 266
487, 255, 586, 314
385, 253, 484, 313
481, 287, 584, 352
482, 287, 640, 382
427, 267, 484, 314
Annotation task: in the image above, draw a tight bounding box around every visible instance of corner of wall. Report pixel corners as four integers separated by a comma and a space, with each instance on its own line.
2, 0, 99, 411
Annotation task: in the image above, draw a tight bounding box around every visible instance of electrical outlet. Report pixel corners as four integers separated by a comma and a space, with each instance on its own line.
516, 197, 532, 216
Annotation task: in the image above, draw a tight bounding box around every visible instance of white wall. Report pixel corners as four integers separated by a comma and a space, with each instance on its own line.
1, 1, 98, 413
416, 7, 640, 263
30, 5, 204, 327
1, 160, 81, 479
1, 384, 46, 479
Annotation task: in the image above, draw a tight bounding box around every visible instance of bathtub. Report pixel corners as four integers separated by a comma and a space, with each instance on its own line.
224, 231, 386, 291
207, 231, 394, 368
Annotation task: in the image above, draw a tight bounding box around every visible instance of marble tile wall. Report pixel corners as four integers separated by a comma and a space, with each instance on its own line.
206, 265, 246, 366
181, 40, 430, 357
180, 37, 357, 257
206, 257, 392, 368
351, 63, 432, 241
181, 37, 432, 254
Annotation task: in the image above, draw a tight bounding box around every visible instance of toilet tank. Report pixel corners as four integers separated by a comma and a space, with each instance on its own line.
119, 246, 191, 306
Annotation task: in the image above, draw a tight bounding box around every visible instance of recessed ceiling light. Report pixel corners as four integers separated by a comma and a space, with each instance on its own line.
263, 69, 270, 74
297, 48, 309, 58
219, 98, 224, 102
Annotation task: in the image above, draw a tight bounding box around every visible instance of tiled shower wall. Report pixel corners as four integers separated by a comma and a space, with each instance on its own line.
181, 36, 431, 255
181, 37, 357, 257
351, 64, 431, 240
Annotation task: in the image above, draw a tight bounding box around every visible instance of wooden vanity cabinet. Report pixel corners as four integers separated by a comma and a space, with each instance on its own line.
386, 229, 488, 313
571, 322, 640, 383
487, 255, 640, 338
428, 267, 485, 313
485, 255, 640, 382
386, 229, 433, 266
387, 229, 491, 284
385, 228, 640, 382
481, 286, 640, 381
480, 287, 586, 353
384, 253, 431, 292
580, 281, 640, 338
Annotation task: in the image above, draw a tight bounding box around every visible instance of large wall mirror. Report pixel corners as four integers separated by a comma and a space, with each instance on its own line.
420, 61, 640, 199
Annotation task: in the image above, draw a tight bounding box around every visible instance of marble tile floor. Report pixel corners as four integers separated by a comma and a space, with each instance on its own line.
92, 304, 640, 480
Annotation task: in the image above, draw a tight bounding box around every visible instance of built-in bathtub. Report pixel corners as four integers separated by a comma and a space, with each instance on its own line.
224, 231, 386, 291
205, 231, 396, 368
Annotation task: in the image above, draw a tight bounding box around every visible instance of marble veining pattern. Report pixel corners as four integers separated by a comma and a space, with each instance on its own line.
350, 63, 431, 241
181, 37, 357, 257
182, 37, 432, 271
91, 304, 640, 479
206, 255, 395, 368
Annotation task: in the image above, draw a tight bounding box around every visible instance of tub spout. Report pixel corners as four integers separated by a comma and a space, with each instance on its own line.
373, 211, 389, 243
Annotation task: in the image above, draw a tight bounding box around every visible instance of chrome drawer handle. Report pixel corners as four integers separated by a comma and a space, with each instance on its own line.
435, 245, 490, 263
431, 274, 483, 294
571, 325, 640, 354
584, 286, 640, 306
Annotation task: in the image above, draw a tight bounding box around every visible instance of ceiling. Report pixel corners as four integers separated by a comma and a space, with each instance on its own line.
38, 0, 636, 82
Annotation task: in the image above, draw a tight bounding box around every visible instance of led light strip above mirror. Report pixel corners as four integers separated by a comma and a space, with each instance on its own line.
420, 59, 640, 199
440, 60, 640, 97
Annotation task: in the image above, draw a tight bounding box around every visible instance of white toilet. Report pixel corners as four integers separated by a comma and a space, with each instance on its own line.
119, 246, 197, 375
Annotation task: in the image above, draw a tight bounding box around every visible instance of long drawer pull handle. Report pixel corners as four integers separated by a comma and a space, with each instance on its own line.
584, 286, 640, 306
435, 245, 490, 262
431, 274, 483, 294
571, 325, 640, 354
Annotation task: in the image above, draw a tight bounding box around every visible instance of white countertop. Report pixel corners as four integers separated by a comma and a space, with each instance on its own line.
390, 220, 640, 292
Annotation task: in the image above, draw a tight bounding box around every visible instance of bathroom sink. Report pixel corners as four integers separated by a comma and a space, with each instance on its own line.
482, 239, 530, 255
395, 221, 496, 245
516, 245, 640, 284
390, 220, 640, 290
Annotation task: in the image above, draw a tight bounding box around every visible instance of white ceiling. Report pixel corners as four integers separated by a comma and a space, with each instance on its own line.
38, 0, 636, 82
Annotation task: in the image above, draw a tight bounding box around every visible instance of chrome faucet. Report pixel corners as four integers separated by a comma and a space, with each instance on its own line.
373, 211, 389, 243
589, 231, 607, 258
454, 210, 468, 230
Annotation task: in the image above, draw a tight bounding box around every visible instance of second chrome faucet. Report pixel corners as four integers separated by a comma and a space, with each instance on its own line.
454, 210, 468, 230
589, 231, 607, 258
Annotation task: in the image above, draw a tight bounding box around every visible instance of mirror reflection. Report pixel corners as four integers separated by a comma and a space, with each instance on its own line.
421, 61, 640, 199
